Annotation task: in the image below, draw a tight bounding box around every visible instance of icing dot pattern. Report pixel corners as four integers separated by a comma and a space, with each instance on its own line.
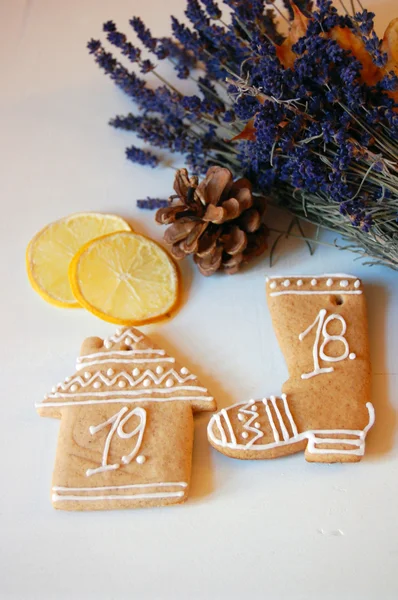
267, 276, 361, 292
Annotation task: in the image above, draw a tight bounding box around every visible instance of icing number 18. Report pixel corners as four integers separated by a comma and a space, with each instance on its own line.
299, 309, 355, 380
86, 407, 146, 477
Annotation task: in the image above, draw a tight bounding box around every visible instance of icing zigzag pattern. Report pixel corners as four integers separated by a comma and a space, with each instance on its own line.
238, 403, 264, 447
106, 328, 144, 346
55, 368, 196, 393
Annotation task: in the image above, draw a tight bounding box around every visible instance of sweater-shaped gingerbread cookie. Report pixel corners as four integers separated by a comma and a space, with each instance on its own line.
36, 327, 216, 510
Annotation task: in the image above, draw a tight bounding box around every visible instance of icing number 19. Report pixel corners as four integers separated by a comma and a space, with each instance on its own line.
86, 407, 146, 477
299, 309, 355, 380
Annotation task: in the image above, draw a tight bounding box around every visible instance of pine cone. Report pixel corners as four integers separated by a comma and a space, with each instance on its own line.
156, 167, 268, 276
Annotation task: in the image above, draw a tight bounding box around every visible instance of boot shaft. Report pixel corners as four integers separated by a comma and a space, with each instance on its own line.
266, 275, 371, 424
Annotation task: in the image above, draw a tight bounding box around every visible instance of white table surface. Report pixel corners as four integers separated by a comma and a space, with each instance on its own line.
1, 1, 397, 598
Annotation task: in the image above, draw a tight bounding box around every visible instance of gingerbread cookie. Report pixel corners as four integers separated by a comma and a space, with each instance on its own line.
36, 327, 216, 510
208, 274, 374, 463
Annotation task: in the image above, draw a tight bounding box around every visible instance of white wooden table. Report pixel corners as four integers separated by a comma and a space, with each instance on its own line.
1, 1, 397, 598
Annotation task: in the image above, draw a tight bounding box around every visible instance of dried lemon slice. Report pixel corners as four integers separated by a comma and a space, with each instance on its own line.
69, 231, 180, 325
26, 213, 132, 308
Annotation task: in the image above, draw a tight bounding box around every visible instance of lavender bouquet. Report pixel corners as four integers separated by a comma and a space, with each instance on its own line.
88, 0, 398, 272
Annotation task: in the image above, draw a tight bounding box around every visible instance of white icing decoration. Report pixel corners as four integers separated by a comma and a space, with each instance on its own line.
156, 366, 164, 375
77, 349, 167, 364
349, 353, 356, 360
70, 384, 78, 392
86, 406, 146, 477
53, 481, 187, 492
107, 368, 114, 377
208, 397, 374, 456
264, 399, 279, 442
299, 309, 352, 379
76, 357, 175, 370
238, 414, 245, 421
242, 432, 248, 439
254, 423, 260, 429
319, 313, 349, 363
266, 274, 363, 296
298, 309, 333, 379
235, 403, 263, 447
118, 380, 126, 388
165, 378, 174, 388
267, 274, 357, 279
51, 386, 57, 393
54, 368, 197, 395
65, 377, 71, 382
46, 385, 210, 400
136, 455, 146, 464
143, 379, 151, 387
283, 279, 290, 287
220, 409, 237, 445
125, 337, 132, 345
270, 290, 362, 297
274, 396, 292, 441
52, 491, 184, 503
104, 340, 112, 349
180, 367, 189, 375
84, 372, 91, 380
106, 329, 144, 345
37, 395, 214, 409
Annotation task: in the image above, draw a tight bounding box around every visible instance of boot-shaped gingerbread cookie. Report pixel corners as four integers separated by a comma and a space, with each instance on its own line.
208, 274, 374, 463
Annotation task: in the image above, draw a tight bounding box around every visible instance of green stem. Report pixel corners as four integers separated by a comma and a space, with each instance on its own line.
268, 228, 338, 249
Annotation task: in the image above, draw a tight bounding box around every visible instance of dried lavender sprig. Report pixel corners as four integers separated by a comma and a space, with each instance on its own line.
88, 0, 398, 270
137, 197, 169, 209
